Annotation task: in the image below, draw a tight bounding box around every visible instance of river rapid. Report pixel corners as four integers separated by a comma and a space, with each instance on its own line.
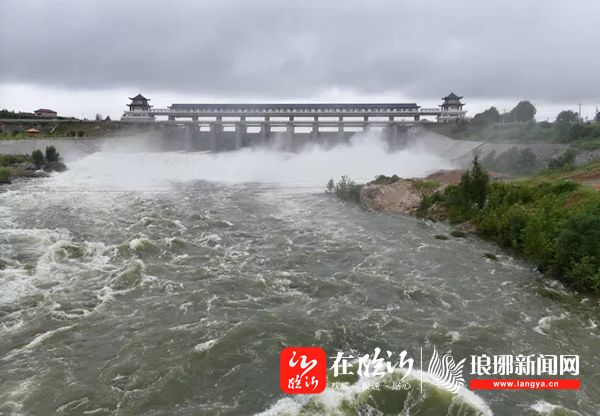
0, 136, 599, 415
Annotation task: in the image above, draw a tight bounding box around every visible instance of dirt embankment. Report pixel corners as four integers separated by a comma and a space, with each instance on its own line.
360, 170, 510, 214
360, 179, 430, 214
570, 171, 600, 190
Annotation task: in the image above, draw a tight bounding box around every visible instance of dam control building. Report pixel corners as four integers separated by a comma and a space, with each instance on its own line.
121, 93, 466, 150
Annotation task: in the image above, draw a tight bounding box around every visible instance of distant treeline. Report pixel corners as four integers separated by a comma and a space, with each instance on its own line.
426, 100, 600, 150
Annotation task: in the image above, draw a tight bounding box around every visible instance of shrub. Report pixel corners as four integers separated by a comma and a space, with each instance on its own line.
45, 145, 60, 162
416, 191, 444, 217
0, 154, 30, 167
0, 167, 11, 184
439, 156, 490, 222
326, 178, 335, 193
408, 179, 441, 192
567, 257, 600, 293
547, 149, 576, 171
420, 167, 600, 293
573, 137, 600, 151
370, 174, 400, 185
31, 149, 45, 168
328, 176, 363, 203
553, 204, 600, 289
482, 147, 541, 176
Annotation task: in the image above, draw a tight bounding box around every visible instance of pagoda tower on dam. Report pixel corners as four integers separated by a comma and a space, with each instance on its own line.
121, 93, 467, 151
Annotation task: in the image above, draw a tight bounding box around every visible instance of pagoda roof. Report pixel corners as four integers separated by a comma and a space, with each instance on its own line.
169, 103, 420, 111
443, 92, 462, 100
34, 108, 56, 113
129, 94, 150, 101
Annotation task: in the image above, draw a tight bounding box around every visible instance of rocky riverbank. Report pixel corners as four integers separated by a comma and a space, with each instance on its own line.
0, 147, 67, 185
359, 169, 509, 216
339, 161, 600, 294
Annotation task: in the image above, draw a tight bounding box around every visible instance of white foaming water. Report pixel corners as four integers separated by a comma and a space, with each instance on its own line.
48, 132, 454, 190
530, 400, 582, 415
258, 368, 493, 416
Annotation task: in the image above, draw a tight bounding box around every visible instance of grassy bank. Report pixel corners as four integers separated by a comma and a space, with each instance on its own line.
328, 159, 600, 294
418, 159, 600, 294
0, 146, 65, 183
0, 120, 153, 140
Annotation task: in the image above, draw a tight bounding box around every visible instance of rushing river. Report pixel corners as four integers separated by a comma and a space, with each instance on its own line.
0, 137, 599, 416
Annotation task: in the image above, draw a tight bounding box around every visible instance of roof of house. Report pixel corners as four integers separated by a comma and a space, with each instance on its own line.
26, 128, 40, 133
443, 93, 462, 100
168, 103, 420, 111
34, 108, 57, 113
129, 94, 150, 101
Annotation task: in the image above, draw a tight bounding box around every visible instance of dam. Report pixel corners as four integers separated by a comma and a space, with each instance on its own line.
121, 93, 467, 151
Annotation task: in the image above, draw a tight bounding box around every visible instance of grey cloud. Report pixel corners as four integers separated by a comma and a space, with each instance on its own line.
1, 0, 599, 102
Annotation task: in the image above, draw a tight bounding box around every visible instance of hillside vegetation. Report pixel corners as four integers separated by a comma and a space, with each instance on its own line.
328, 158, 600, 294
418, 158, 600, 293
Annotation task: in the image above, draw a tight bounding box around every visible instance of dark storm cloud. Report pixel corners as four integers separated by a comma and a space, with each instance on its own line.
1, 0, 599, 101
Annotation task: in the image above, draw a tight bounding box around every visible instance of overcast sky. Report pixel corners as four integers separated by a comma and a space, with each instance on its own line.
1, 0, 599, 120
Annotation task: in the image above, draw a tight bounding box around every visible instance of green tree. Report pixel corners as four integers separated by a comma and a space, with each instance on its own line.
467, 155, 490, 209
510, 100, 537, 122
31, 149, 45, 168
556, 110, 578, 124
457, 155, 490, 210
595, 111, 600, 123
472, 106, 501, 127
45, 145, 60, 162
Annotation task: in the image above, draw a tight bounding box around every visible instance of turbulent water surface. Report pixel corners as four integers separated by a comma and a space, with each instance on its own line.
0, 138, 599, 416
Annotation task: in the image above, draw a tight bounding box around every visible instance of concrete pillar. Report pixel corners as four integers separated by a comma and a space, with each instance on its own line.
414, 115, 421, 121
338, 125, 345, 141
209, 123, 219, 151
286, 123, 294, 141
311, 123, 319, 141
260, 123, 269, 141
235, 123, 244, 149
389, 123, 399, 142
192, 116, 198, 121
168, 115, 175, 121
183, 125, 193, 150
